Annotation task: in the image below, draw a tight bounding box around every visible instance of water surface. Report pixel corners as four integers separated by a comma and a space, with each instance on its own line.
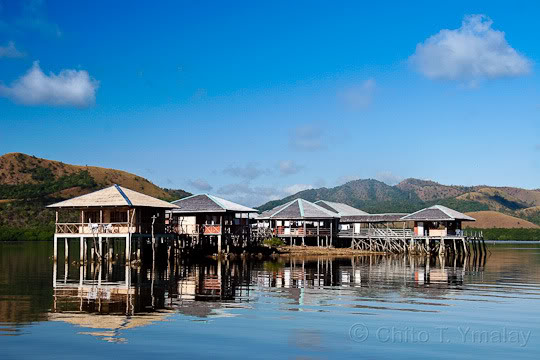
1, 241, 539, 359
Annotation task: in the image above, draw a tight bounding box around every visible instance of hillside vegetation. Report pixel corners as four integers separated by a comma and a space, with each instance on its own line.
258, 178, 540, 228
464, 211, 540, 229
0, 153, 190, 240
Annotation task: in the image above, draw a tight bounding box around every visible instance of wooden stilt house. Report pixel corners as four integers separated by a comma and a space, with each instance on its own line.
47, 184, 179, 262
258, 199, 340, 247
400, 205, 475, 237
167, 194, 258, 253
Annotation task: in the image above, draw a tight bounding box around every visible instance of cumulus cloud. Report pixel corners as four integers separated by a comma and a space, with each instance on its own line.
216, 183, 283, 207
336, 175, 360, 185
289, 124, 325, 151
339, 79, 376, 110
215, 182, 317, 207
187, 178, 213, 192
283, 184, 314, 195
222, 162, 267, 180
0, 61, 99, 107
279, 160, 303, 176
0, 41, 24, 58
409, 15, 532, 82
375, 171, 402, 186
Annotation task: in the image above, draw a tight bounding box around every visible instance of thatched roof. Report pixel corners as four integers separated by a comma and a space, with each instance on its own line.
259, 199, 339, 220
341, 214, 408, 223
47, 185, 178, 209
170, 194, 257, 213
400, 205, 476, 222
314, 200, 368, 216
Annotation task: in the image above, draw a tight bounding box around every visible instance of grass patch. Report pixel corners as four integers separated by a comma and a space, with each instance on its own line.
471, 228, 540, 241
263, 237, 285, 248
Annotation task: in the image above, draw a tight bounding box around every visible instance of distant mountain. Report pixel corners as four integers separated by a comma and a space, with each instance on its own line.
0, 153, 190, 232
257, 178, 540, 226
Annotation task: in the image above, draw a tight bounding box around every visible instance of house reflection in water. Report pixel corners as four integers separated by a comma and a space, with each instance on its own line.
50, 257, 252, 342
50, 250, 485, 342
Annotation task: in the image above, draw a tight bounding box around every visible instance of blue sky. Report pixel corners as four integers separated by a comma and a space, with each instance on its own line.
1, 1, 539, 206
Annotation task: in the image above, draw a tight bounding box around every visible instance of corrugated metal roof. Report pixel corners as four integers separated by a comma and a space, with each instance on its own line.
314, 200, 369, 216
400, 205, 476, 222
259, 199, 339, 219
170, 194, 257, 213
47, 185, 178, 209
341, 214, 408, 223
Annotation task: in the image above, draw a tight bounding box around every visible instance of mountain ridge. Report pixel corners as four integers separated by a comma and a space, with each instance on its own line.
257, 178, 540, 226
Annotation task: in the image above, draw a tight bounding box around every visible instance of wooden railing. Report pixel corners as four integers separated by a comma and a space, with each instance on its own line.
338, 228, 413, 238
203, 225, 221, 235
276, 227, 331, 236
55, 223, 132, 235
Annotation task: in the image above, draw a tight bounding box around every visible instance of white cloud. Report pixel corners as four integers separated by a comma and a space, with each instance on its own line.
409, 15, 532, 82
215, 182, 317, 207
375, 171, 402, 186
0, 41, 24, 58
339, 79, 375, 110
336, 175, 359, 186
187, 178, 213, 192
0, 61, 99, 107
283, 184, 314, 195
223, 162, 267, 180
289, 124, 325, 151
216, 183, 282, 207
279, 160, 303, 176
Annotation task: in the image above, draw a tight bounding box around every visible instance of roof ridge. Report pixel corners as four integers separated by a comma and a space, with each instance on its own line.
115, 184, 133, 206
207, 194, 226, 210
298, 199, 305, 217
270, 199, 298, 218
308, 200, 340, 217
171, 193, 200, 204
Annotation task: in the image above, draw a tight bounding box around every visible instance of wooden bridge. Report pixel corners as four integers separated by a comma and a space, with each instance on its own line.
338, 225, 485, 256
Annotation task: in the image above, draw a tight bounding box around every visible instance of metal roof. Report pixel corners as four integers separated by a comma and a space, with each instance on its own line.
47, 185, 179, 209
258, 199, 339, 219
400, 205, 476, 222
314, 200, 369, 216
340, 214, 408, 223
170, 194, 257, 213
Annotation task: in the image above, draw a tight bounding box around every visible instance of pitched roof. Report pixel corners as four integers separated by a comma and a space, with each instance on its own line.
341, 214, 408, 223
170, 194, 257, 213
400, 205, 476, 222
259, 199, 339, 219
314, 200, 369, 216
47, 185, 178, 209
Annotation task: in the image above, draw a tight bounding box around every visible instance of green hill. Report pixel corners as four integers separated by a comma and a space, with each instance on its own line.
257, 178, 540, 227
0, 153, 190, 240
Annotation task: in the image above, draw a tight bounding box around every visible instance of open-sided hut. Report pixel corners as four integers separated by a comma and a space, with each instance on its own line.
47, 184, 178, 261
167, 194, 258, 253
258, 199, 340, 247
400, 205, 475, 237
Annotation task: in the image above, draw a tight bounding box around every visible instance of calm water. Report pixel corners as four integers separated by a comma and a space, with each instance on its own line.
1, 242, 540, 359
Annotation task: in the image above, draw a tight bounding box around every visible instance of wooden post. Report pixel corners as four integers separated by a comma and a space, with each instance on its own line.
64, 238, 69, 262
317, 221, 320, 247
330, 221, 333, 247
302, 221, 306, 246
80, 237, 84, 262
99, 235, 103, 262
126, 235, 131, 262
53, 235, 58, 261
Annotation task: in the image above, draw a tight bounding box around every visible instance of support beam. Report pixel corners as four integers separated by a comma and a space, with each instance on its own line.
53, 235, 58, 261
